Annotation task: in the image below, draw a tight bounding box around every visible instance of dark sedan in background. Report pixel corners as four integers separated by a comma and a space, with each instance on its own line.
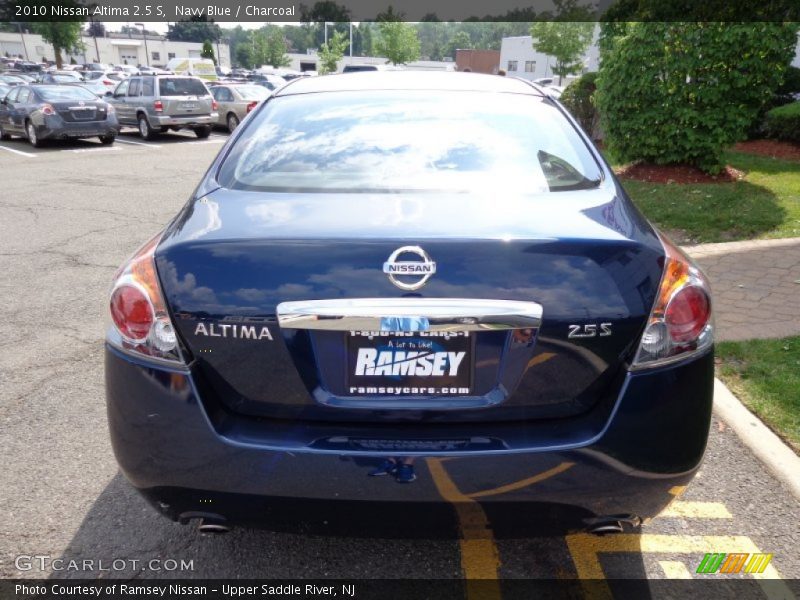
105, 72, 714, 535
0, 84, 119, 146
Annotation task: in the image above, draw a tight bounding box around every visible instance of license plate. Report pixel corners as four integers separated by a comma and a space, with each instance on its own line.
180, 102, 197, 109
345, 330, 472, 396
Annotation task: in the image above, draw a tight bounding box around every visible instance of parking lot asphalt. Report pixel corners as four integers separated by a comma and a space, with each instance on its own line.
1, 131, 799, 592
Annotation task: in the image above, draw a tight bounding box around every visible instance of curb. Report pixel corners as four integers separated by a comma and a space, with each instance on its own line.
684, 237, 800, 259
713, 378, 800, 502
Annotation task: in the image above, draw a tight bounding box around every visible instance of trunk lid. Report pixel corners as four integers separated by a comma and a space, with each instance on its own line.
53, 100, 107, 122
156, 187, 664, 423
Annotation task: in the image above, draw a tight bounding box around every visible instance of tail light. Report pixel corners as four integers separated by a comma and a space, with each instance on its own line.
631, 232, 713, 369
107, 231, 184, 364
246, 101, 257, 113
212, 99, 218, 111
103, 79, 113, 85
153, 100, 163, 112
41, 103, 55, 115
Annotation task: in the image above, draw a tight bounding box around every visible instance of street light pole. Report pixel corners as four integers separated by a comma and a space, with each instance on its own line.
135, 23, 149, 67
16, 23, 29, 60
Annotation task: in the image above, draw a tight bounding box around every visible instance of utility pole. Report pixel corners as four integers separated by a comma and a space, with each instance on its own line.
135, 23, 149, 66
349, 22, 352, 57
16, 23, 29, 60
89, 17, 101, 62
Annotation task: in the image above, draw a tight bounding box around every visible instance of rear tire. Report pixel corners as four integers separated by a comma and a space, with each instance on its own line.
137, 114, 156, 140
26, 121, 43, 148
226, 113, 239, 133
99, 134, 115, 145
194, 125, 212, 139
0, 124, 11, 140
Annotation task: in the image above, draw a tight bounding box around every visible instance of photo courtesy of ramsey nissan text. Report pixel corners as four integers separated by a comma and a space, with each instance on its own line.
1, 0, 799, 598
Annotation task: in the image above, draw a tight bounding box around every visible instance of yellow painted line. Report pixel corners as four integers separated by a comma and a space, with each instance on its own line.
468, 462, 575, 499
426, 458, 502, 599
659, 500, 733, 519
669, 485, 688, 496
527, 352, 556, 369
659, 560, 693, 579
566, 533, 794, 599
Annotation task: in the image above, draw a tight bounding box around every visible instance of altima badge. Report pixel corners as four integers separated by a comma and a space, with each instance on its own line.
383, 246, 436, 291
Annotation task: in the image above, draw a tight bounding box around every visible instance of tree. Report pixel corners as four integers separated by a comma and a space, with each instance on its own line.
33, 22, 83, 69
530, 20, 594, 84
86, 21, 105, 38
253, 27, 291, 68
596, 22, 799, 173
446, 30, 472, 59
201, 40, 216, 64
375, 21, 420, 65
317, 30, 348, 74
167, 18, 221, 43
235, 44, 253, 69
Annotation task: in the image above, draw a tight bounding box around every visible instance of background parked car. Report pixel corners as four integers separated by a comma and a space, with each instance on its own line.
0, 84, 119, 147
68, 79, 110, 98
84, 70, 127, 88
248, 73, 287, 91
210, 83, 270, 132
107, 75, 217, 140
0, 74, 27, 86
40, 71, 85, 84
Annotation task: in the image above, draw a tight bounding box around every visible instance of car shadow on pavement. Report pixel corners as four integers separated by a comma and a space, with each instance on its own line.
48, 472, 652, 581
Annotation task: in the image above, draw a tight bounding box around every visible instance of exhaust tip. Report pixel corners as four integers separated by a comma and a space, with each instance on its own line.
197, 519, 230, 534
583, 514, 641, 535
586, 521, 624, 535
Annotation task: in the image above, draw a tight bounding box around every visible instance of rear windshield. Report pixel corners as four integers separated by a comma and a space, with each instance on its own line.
218, 90, 603, 193
235, 85, 270, 101
36, 86, 97, 101
158, 77, 208, 96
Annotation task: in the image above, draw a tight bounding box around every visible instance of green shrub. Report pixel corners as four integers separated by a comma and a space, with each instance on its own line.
765, 102, 800, 143
596, 23, 798, 173
776, 66, 800, 100
560, 72, 599, 138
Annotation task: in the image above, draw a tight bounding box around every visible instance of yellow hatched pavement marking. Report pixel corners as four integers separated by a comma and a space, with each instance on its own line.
566, 533, 794, 600
660, 484, 732, 519
660, 501, 733, 519
659, 560, 693, 579
527, 352, 557, 369
426, 458, 502, 600
468, 462, 574, 499
426, 458, 575, 599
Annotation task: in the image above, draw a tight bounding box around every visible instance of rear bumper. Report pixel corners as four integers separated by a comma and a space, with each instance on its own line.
105, 345, 714, 530
150, 113, 217, 127
39, 115, 120, 139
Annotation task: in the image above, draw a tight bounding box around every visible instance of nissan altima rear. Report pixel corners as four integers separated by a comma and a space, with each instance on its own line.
105, 72, 714, 533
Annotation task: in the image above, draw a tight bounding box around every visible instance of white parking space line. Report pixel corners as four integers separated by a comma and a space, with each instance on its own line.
196, 139, 226, 144
115, 138, 162, 148
63, 146, 123, 154
0, 144, 37, 158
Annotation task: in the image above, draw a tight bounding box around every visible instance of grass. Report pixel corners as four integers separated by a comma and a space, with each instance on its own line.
716, 337, 800, 452
621, 151, 800, 244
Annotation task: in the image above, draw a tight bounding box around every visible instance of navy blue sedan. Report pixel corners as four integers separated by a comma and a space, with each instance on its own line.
0, 84, 119, 146
105, 72, 714, 534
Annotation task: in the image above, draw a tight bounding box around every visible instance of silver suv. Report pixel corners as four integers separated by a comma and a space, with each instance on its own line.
107, 75, 217, 139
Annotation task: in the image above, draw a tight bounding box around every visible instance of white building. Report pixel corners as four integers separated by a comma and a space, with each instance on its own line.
273, 51, 455, 74
499, 31, 600, 85
501, 28, 800, 85
0, 31, 230, 68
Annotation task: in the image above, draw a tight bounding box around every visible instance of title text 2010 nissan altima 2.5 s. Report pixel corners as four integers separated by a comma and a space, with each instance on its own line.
105, 72, 713, 535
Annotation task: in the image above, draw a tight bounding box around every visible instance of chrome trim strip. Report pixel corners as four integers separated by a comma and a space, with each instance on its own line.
276, 298, 543, 331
